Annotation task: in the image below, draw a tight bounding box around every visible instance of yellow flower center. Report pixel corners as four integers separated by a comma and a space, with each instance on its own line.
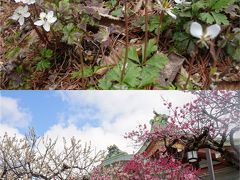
162, 0, 172, 9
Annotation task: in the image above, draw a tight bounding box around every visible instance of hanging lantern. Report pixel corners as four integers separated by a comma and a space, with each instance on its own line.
215, 152, 221, 159
187, 150, 198, 162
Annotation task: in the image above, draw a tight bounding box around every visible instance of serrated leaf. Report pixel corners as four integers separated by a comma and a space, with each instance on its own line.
146, 53, 168, 69
211, 12, 229, 25
128, 46, 139, 63
71, 67, 94, 78
211, 0, 236, 11
142, 38, 158, 60
36, 60, 51, 71
98, 77, 112, 89
123, 61, 141, 87
192, 1, 206, 13
139, 65, 160, 87
41, 48, 53, 59
106, 64, 122, 82
199, 12, 215, 24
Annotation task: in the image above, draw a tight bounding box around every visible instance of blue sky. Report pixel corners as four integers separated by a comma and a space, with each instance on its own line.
0, 91, 195, 152
1, 91, 67, 135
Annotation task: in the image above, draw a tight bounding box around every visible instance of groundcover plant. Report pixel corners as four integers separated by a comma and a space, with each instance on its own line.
0, 0, 239, 89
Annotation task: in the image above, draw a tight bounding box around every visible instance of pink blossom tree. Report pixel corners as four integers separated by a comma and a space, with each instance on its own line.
127, 91, 239, 155
91, 90, 239, 179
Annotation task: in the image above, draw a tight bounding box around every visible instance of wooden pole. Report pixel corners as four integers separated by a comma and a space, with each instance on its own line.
205, 148, 216, 180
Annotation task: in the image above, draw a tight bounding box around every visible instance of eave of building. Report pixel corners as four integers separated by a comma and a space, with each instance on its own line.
102, 153, 134, 166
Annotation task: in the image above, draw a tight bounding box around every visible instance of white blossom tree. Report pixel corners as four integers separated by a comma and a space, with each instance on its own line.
0, 129, 105, 179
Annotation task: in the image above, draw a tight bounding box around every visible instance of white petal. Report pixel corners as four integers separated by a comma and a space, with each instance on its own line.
27, 0, 35, 4
175, 0, 183, 4
48, 17, 57, 23
15, 0, 22, 2
22, 5, 28, 13
184, 2, 192, 5
34, 20, 44, 26
190, 22, 203, 39
11, 14, 19, 20
40, 12, 46, 19
205, 24, 221, 39
167, 10, 177, 19
24, 12, 30, 18
16, 6, 24, 13
156, 0, 161, 5
46, 11, 54, 19
18, 16, 25, 26
43, 22, 50, 32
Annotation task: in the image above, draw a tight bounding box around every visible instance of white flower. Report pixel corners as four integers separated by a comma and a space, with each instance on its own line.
34, 11, 57, 32
22, 0, 36, 5
174, 0, 191, 5
190, 22, 221, 48
156, 0, 177, 19
14, 0, 22, 3
10, 6, 30, 26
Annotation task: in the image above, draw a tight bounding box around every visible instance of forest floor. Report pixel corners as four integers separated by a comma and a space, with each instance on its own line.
1, 0, 239, 89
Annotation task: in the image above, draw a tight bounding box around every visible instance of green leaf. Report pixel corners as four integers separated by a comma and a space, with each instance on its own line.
71, 66, 94, 78
199, 12, 215, 24
111, 8, 123, 17
98, 77, 112, 89
128, 46, 139, 63
148, 15, 160, 32
36, 60, 51, 71
40, 48, 53, 59
58, 0, 70, 12
123, 61, 141, 87
207, 0, 217, 8
232, 47, 240, 61
179, 10, 192, 18
106, 64, 122, 82
62, 23, 80, 44
146, 53, 168, 69
192, 1, 206, 13
139, 65, 160, 87
142, 38, 158, 60
211, 0, 236, 11
211, 12, 229, 25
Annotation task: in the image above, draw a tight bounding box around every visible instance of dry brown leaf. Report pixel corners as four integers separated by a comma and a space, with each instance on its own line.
159, 52, 186, 87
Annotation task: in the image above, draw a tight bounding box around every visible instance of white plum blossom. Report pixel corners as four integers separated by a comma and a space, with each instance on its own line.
190, 22, 221, 48
156, 0, 177, 19
14, 0, 22, 3
174, 0, 191, 5
22, 0, 36, 5
10, 6, 30, 26
34, 11, 57, 32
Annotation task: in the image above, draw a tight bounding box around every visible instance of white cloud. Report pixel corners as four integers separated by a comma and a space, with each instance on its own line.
0, 96, 31, 128
51, 91, 195, 154
0, 123, 24, 138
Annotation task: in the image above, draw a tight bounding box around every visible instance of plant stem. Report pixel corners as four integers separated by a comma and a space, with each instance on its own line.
184, 45, 198, 89
29, 18, 47, 45
143, 0, 149, 64
156, 12, 164, 47
209, 41, 218, 68
41, 28, 51, 45
120, 0, 129, 84
33, 4, 39, 16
